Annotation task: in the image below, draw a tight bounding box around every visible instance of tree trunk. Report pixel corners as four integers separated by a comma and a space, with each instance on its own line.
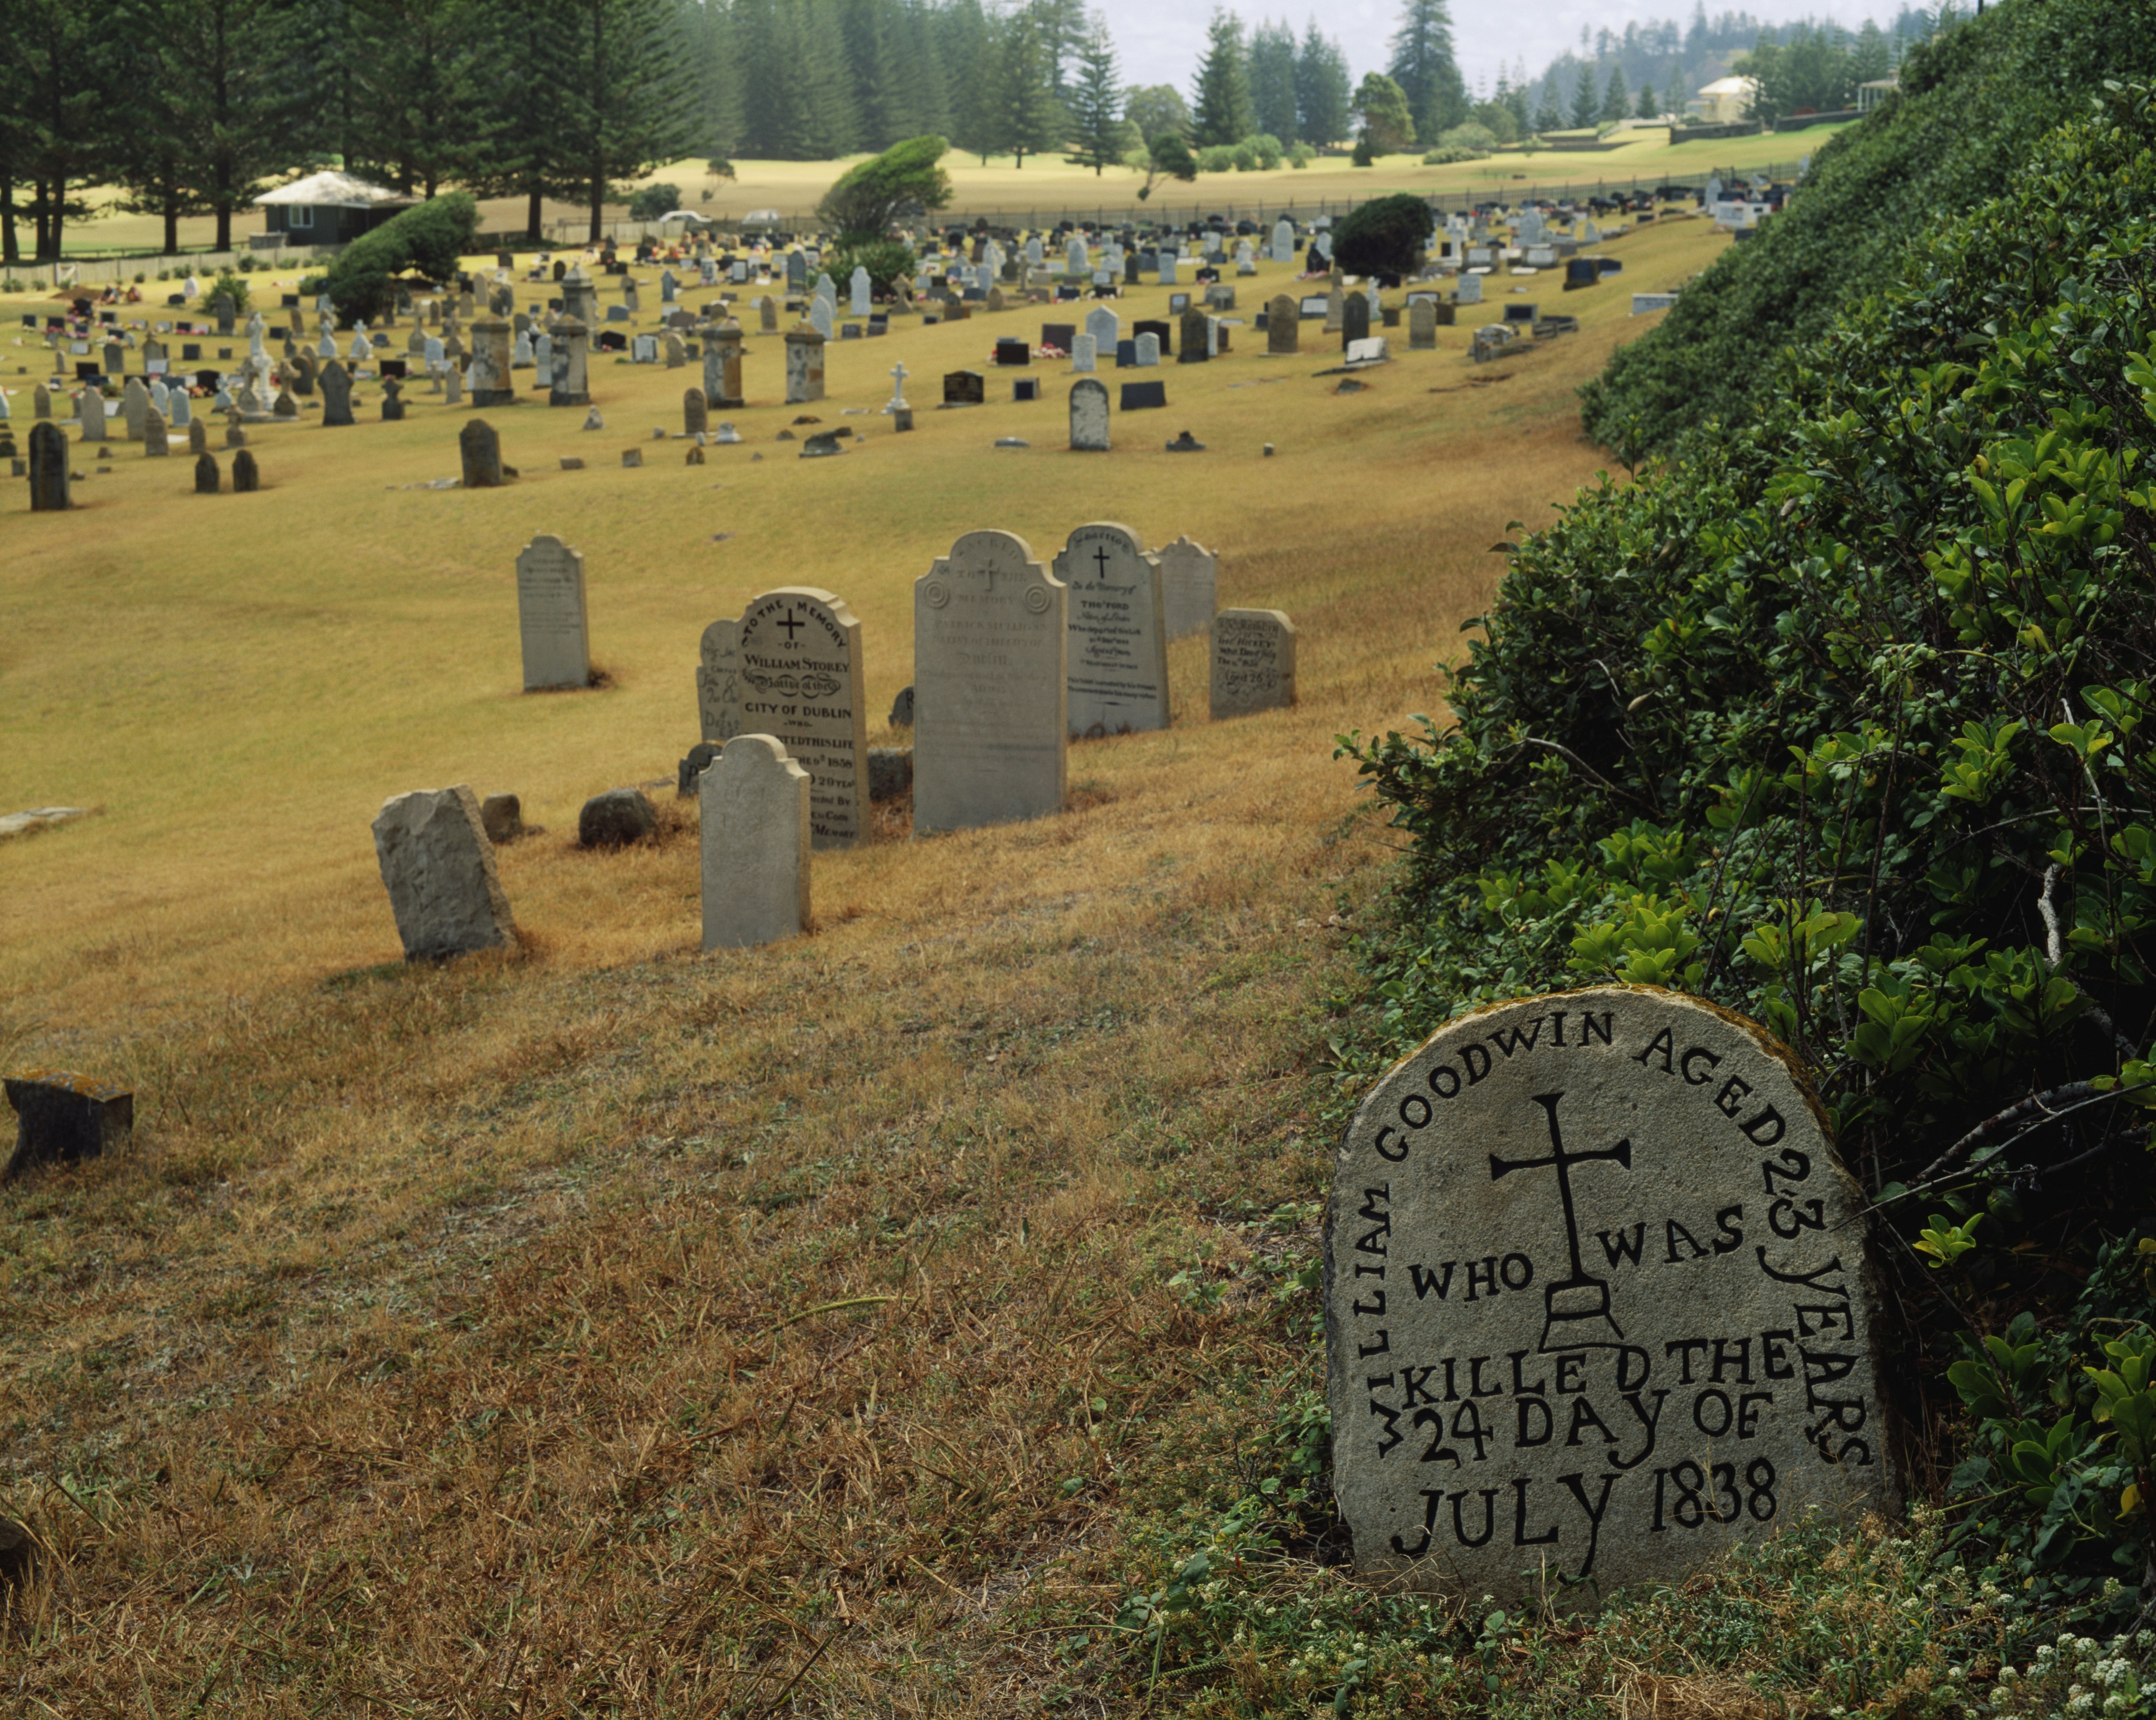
589, 167, 604, 244
526, 186, 544, 243
164, 191, 180, 255
1, 179, 17, 265
216, 202, 232, 252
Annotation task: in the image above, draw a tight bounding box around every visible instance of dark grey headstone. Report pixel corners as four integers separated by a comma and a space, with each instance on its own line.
677, 743, 721, 798
231, 449, 260, 492
868, 747, 913, 802
1120, 380, 1167, 411
194, 452, 219, 494
27, 421, 69, 512
578, 788, 657, 848
888, 684, 915, 726
5, 1071, 132, 1179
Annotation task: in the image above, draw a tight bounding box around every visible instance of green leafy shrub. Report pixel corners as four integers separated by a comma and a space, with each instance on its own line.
208, 269, 251, 314
1341, 78, 2156, 1592
321, 192, 479, 324
236, 255, 258, 272
626, 182, 682, 222
1421, 146, 1485, 164
1582, 0, 2156, 456
820, 238, 915, 300
817, 135, 952, 239
1331, 191, 1430, 277
1288, 142, 1314, 169
1197, 144, 1235, 173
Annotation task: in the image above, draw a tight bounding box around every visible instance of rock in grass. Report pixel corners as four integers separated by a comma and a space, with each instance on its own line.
579, 787, 656, 848
480, 793, 524, 843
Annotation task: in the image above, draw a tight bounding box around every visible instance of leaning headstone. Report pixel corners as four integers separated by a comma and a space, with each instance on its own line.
459, 418, 509, 488
516, 534, 590, 690
735, 588, 868, 850
701, 735, 811, 950
371, 785, 517, 961
4, 1071, 133, 1179
194, 452, 219, 494
231, 449, 260, 492
321, 361, 355, 426
913, 531, 1067, 834
1068, 377, 1109, 452
1158, 536, 1217, 641
1054, 522, 1169, 738
27, 423, 70, 512
697, 617, 742, 741
1326, 986, 1893, 1604
1210, 608, 1295, 717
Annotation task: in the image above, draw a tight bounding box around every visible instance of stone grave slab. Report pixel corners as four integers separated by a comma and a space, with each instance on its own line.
1054, 522, 1168, 738
1158, 536, 1217, 641
372, 785, 517, 962
697, 617, 742, 742
516, 534, 590, 691
1210, 607, 1294, 717
701, 735, 812, 950
734, 588, 868, 850
912, 530, 1067, 834
1326, 987, 1894, 1604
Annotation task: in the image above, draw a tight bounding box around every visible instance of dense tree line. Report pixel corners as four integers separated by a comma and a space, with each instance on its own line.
0, 0, 1387, 262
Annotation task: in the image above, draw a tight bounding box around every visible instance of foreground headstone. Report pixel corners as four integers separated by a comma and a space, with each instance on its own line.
516, 535, 590, 690
735, 588, 868, 849
1327, 986, 1893, 1604
1054, 522, 1169, 738
28, 422, 70, 512
1210, 608, 1295, 717
1158, 536, 1217, 641
697, 617, 742, 741
701, 735, 812, 950
371, 785, 517, 961
4, 1071, 132, 1179
913, 530, 1067, 834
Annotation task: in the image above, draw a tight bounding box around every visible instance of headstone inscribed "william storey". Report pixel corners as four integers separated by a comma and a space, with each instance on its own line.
912, 531, 1068, 835
516, 535, 591, 691
1053, 522, 1169, 738
733, 588, 868, 850
1327, 987, 1893, 1605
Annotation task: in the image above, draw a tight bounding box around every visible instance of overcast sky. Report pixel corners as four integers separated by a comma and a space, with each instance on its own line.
1092, 0, 1915, 97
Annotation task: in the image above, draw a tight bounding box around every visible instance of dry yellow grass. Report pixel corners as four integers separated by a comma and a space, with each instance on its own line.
0, 220, 1729, 1712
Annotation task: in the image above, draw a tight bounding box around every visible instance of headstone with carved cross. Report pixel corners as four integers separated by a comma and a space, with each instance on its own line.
733, 588, 868, 850
912, 531, 1067, 834
1326, 986, 1896, 1606
1052, 522, 1168, 738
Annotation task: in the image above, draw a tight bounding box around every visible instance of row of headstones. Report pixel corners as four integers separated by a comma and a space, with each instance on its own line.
24, 420, 260, 509
386, 531, 1293, 961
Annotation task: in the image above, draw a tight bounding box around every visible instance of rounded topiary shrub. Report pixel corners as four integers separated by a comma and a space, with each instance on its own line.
1333, 191, 1431, 275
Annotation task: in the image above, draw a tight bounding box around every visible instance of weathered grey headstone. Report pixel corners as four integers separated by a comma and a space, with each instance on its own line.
231, 449, 260, 492
1055, 522, 1169, 738
1068, 377, 1109, 452
28, 423, 70, 512
1178, 308, 1209, 364
684, 386, 708, 437
122, 376, 150, 440
4, 1070, 133, 1179
1327, 987, 1893, 1605
1157, 536, 1217, 641
578, 788, 655, 848
321, 361, 355, 426
188, 419, 208, 456
784, 325, 825, 404
1210, 607, 1295, 717
1134, 333, 1160, 367
516, 534, 590, 691
460, 418, 509, 488
76, 390, 106, 443
706, 319, 745, 407
1343, 293, 1371, 350
194, 451, 219, 494
735, 588, 868, 850
701, 735, 811, 950
912, 531, 1068, 834
470, 318, 514, 405
1269, 293, 1300, 355
372, 785, 517, 961
549, 319, 590, 406
1070, 333, 1097, 373
1456, 273, 1483, 307
1410, 298, 1438, 349
142, 407, 168, 455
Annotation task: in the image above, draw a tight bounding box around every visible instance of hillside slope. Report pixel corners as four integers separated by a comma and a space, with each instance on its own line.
1581, 0, 2156, 455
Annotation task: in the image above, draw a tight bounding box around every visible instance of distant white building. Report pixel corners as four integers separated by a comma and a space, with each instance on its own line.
1688, 76, 1761, 125
1857, 76, 1900, 113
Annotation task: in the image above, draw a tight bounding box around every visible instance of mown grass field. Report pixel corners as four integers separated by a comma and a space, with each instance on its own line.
0, 219, 1947, 1715
32, 124, 1845, 259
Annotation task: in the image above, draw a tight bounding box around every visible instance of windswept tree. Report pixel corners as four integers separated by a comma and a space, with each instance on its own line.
1351, 70, 1415, 155
818, 132, 951, 236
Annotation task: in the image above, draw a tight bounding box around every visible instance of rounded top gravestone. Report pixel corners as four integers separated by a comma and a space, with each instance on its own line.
1327, 985, 1894, 1606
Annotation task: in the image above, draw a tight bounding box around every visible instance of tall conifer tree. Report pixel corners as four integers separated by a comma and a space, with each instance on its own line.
1247, 17, 1299, 143
1294, 18, 1350, 147
1063, 16, 1123, 173
1191, 9, 1253, 146
1385, 0, 1465, 146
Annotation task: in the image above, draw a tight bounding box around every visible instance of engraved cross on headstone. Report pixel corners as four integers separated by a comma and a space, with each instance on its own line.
1489, 1091, 1632, 1349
